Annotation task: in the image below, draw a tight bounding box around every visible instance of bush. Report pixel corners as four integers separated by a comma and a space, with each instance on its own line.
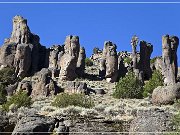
0, 67, 17, 85
85, 58, 93, 66
143, 70, 164, 97
172, 111, 180, 132
113, 71, 143, 99
2, 90, 32, 112
0, 84, 7, 105
51, 93, 94, 108
123, 57, 132, 65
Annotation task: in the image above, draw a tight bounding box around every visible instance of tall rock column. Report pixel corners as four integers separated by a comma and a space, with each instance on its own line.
59, 35, 80, 81
162, 35, 179, 85
170, 36, 179, 81
131, 35, 139, 69
140, 41, 153, 80
76, 47, 86, 77
102, 41, 118, 82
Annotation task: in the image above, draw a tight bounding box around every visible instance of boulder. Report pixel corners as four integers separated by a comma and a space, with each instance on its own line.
152, 83, 180, 105
64, 81, 88, 94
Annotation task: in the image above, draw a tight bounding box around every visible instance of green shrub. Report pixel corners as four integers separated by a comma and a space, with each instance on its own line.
51, 93, 94, 108
0, 84, 7, 105
85, 58, 93, 66
0, 67, 17, 85
2, 90, 32, 112
143, 70, 164, 97
113, 71, 143, 99
123, 57, 132, 65
172, 111, 180, 132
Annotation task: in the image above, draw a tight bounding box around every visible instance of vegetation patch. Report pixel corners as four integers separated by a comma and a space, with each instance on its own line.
2, 90, 32, 112
51, 93, 94, 108
113, 71, 143, 99
143, 70, 164, 97
85, 58, 93, 66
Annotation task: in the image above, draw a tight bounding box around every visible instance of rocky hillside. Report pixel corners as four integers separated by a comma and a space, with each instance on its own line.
0, 16, 180, 135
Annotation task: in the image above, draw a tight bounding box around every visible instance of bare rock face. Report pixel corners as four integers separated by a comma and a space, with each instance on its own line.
76, 47, 86, 77
59, 35, 80, 81
31, 68, 59, 97
150, 56, 163, 71
139, 41, 153, 80
0, 16, 48, 78
152, 83, 180, 105
162, 35, 179, 85
14, 44, 32, 78
48, 45, 64, 69
101, 41, 118, 82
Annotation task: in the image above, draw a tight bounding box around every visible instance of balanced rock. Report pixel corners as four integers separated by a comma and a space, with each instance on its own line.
152, 83, 180, 105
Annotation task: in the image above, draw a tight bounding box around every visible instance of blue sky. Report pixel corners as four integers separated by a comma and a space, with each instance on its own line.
0, 2, 180, 65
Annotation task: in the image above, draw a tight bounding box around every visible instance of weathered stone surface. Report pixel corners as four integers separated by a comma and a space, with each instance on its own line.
152, 83, 180, 105
76, 47, 86, 77
162, 35, 179, 85
30, 68, 60, 97
129, 108, 173, 135
48, 45, 64, 69
101, 41, 118, 82
131, 35, 139, 69
150, 56, 163, 71
14, 44, 32, 78
59, 35, 80, 81
12, 116, 55, 135
18, 81, 32, 96
65, 81, 88, 94
140, 41, 153, 80
5, 82, 18, 96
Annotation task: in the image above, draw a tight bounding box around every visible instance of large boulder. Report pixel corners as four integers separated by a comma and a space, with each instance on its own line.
59, 35, 80, 81
129, 108, 174, 135
152, 83, 180, 105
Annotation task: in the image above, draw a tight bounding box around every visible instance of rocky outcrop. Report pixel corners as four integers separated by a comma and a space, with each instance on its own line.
31, 68, 59, 97
162, 35, 179, 85
152, 82, 180, 105
140, 41, 153, 80
0, 15, 48, 78
76, 47, 86, 77
100, 41, 118, 82
129, 108, 174, 135
12, 116, 55, 135
59, 35, 80, 81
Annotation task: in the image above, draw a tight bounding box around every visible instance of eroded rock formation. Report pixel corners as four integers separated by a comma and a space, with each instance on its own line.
59, 35, 80, 81
100, 41, 118, 82
162, 35, 179, 85
140, 41, 153, 80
